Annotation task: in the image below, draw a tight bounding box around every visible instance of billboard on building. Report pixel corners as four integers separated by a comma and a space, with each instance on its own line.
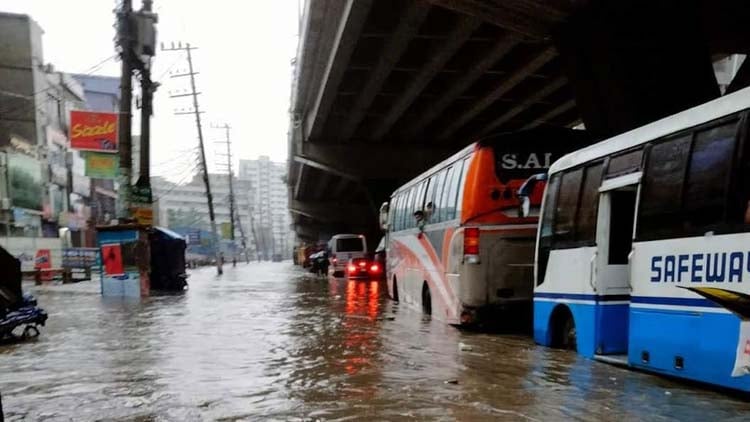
221, 222, 232, 239
85, 152, 119, 179
8, 153, 43, 211
69, 110, 118, 152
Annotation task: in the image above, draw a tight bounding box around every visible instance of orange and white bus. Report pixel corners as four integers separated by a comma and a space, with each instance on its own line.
380, 128, 591, 325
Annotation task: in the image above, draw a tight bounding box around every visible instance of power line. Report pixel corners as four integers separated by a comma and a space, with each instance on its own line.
0, 53, 119, 121
151, 147, 199, 169
163, 41, 223, 276
151, 162, 202, 202
212, 122, 238, 265
155, 53, 186, 83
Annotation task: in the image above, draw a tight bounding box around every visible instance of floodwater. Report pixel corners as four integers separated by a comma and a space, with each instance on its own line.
2, 262, 750, 421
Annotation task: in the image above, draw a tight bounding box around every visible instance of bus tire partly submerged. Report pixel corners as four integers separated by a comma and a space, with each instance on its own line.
422, 282, 432, 315
391, 277, 399, 302
550, 305, 576, 351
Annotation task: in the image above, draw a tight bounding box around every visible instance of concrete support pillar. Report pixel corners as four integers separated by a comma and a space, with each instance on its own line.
555, 0, 720, 138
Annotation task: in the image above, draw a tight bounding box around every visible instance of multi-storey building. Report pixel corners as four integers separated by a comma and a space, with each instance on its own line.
0, 12, 94, 245
239, 156, 291, 259
71, 74, 120, 226
152, 174, 253, 251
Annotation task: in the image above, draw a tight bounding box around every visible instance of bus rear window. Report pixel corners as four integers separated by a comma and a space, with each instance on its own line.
485, 128, 592, 184
495, 151, 553, 183
337, 238, 364, 252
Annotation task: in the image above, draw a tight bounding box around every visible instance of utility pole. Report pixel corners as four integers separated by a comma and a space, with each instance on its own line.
116, 0, 134, 219
212, 123, 237, 266
249, 208, 261, 261
234, 208, 250, 264
162, 42, 223, 275
135, 0, 158, 220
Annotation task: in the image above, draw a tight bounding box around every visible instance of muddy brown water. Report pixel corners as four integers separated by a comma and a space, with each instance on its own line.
2, 262, 749, 421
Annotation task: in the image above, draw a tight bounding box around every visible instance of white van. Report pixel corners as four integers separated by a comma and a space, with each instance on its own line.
328, 234, 367, 277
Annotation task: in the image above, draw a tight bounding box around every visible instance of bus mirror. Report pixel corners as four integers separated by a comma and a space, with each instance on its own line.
520, 196, 531, 218
379, 202, 390, 230
518, 173, 547, 218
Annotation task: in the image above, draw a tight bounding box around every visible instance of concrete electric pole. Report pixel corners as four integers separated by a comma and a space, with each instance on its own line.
162, 42, 223, 275
116, 0, 134, 219
212, 123, 237, 266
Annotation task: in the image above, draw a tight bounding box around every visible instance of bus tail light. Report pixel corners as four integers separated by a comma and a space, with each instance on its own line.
464, 227, 480, 264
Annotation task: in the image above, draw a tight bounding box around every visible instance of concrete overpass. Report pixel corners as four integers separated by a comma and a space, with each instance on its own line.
288, 0, 750, 242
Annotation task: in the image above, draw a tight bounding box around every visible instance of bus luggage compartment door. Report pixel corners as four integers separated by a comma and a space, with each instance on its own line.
484, 236, 535, 307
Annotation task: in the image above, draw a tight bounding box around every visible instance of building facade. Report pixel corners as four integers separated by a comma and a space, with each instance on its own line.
239, 156, 291, 260
71, 74, 120, 227
152, 174, 253, 256
0, 13, 94, 247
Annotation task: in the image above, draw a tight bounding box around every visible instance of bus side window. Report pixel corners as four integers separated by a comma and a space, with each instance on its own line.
390, 194, 400, 231
395, 193, 406, 232
432, 169, 448, 223
683, 122, 738, 234
537, 174, 561, 285
554, 168, 583, 245
606, 148, 643, 179
575, 163, 604, 243
439, 166, 456, 222
403, 188, 414, 230
424, 175, 437, 222
414, 180, 428, 219
456, 156, 472, 219
445, 161, 463, 220
638, 134, 692, 240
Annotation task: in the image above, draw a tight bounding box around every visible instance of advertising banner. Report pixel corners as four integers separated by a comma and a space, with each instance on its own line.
63, 248, 99, 269
85, 152, 119, 179
132, 207, 154, 226
221, 222, 232, 239
69, 110, 118, 152
102, 244, 124, 276
8, 153, 43, 211
34, 249, 52, 270
187, 229, 201, 245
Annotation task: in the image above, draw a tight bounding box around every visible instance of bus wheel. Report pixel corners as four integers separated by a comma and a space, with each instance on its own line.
392, 277, 399, 302
561, 316, 576, 350
551, 306, 577, 351
422, 283, 432, 315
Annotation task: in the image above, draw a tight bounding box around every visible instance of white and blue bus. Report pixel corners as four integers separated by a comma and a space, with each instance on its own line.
531, 86, 750, 392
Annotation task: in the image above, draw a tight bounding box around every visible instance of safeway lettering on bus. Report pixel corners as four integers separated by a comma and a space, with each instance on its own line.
650, 252, 750, 283
500, 153, 553, 170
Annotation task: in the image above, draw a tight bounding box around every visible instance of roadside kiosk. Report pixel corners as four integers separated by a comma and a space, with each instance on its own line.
96, 224, 151, 297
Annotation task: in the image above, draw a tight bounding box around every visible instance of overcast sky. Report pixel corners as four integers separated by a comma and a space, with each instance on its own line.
3, 0, 299, 181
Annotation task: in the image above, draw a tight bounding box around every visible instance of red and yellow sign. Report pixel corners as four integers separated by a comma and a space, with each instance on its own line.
69, 110, 118, 152
132, 207, 154, 226
102, 244, 124, 276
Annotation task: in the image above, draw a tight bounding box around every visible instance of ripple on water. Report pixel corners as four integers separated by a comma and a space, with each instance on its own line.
3, 264, 750, 420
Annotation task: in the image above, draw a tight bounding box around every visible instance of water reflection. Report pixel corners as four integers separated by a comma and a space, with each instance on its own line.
3, 264, 750, 421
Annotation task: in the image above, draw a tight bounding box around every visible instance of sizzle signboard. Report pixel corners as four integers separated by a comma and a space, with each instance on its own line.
69, 110, 119, 152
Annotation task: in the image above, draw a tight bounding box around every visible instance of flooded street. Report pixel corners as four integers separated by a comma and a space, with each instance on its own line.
2, 262, 750, 421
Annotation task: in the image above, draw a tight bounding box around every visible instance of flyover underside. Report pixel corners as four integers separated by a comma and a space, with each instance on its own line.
289, 0, 750, 242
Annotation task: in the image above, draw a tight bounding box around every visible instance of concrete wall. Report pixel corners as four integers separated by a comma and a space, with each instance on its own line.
0, 236, 63, 271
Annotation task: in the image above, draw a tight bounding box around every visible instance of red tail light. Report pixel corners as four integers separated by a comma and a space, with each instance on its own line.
332, 254, 337, 264
464, 227, 480, 255
369, 264, 380, 273
358, 261, 366, 267
347, 264, 356, 273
